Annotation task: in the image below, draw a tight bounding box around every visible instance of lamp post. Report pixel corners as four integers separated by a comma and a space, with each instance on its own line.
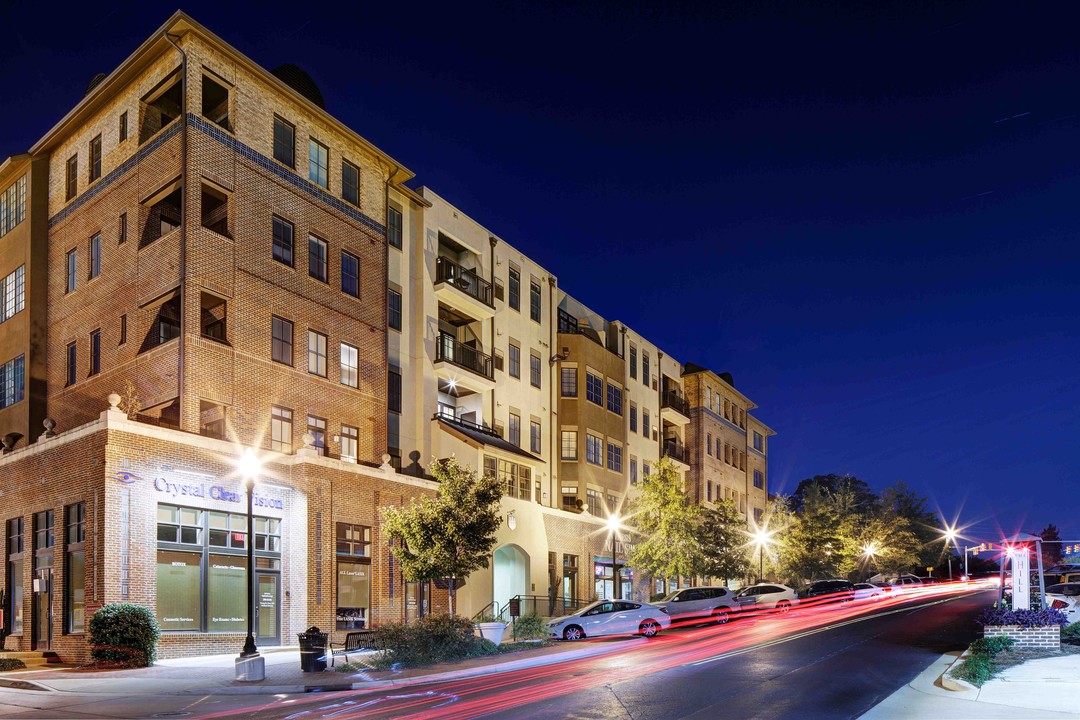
606, 514, 622, 600
752, 528, 774, 583
863, 543, 877, 581
944, 527, 957, 581
235, 449, 263, 681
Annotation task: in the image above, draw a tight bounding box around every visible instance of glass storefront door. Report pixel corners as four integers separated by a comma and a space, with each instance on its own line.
256, 573, 280, 646
33, 568, 51, 650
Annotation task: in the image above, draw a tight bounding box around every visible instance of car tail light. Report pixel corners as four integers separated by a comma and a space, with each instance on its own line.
1051, 599, 1068, 610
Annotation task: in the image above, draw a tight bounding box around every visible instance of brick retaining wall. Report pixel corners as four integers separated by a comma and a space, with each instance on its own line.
982, 624, 1061, 650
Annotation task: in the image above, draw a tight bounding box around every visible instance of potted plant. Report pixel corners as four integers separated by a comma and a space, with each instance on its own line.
475, 613, 508, 646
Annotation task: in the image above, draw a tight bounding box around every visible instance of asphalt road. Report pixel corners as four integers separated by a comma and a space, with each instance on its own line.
0, 586, 993, 720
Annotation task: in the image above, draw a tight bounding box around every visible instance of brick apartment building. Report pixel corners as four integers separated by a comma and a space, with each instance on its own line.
0, 12, 774, 661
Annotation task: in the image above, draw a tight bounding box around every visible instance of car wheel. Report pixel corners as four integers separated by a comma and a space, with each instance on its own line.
639, 619, 660, 637
562, 625, 584, 641
712, 608, 730, 625
776, 600, 791, 613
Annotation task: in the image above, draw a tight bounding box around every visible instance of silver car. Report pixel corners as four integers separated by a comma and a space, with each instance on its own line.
734, 583, 800, 612
1046, 582, 1080, 623
548, 600, 671, 641
654, 586, 741, 625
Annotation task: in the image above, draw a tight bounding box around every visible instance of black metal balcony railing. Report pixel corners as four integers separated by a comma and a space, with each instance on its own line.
436, 334, 494, 380
662, 438, 689, 465
435, 256, 494, 308
661, 389, 690, 417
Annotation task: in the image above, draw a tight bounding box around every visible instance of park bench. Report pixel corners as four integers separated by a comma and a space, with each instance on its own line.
329, 629, 380, 666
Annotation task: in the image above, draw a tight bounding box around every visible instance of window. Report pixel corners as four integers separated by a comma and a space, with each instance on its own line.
483, 456, 532, 500
88, 234, 101, 280
754, 469, 764, 489
388, 289, 402, 330
642, 409, 650, 436
65, 503, 86, 634
66, 249, 77, 293
272, 215, 294, 266
340, 343, 359, 388
629, 404, 637, 433
270, 406, 293, 453
307, 416, 327, 455
140, 75, 182, 143
508, 268, 520, 311
529, 279, 541, 322
586, 489, 602, 516
607, 442, 623, 473
585, 372, 603, 405
707, 482, 713, 502
643, 463, 650, 482
707, 434, 712, 456
201, 75, 230, 128
308, 235, 328, 282
273, 115, 295, 168
89, 330, 100, 376
1, 175, 27, 238
642, 351, 650, 383
508, 343, 520, 378
6, 517, 24, 635
307, 330, 327, 376
0, 265, 25, 323
388, 368, 402, 413
309, 138, 329, 188
530, 352, 542, 388
342, 160, 360, 206
341, 251, 360, 297
154, 295, 181, 346
88, 135, 102, 183
119, 112, 128, 142
606, 384, 623, 415
754, 508, 763, 523
530, 420, 541, 454
340, 425, 359, 463
561, 367, 577, 397
753, 431, 764, 452
201, 184, 230, 237
706, 387, 712, 410
271, 316, 293, 365
143, 187, 181, 245
118, 212, 127, 244
586, 434, 603, 465
199, 401, 225, 439
66, 342, 77, 386
119, 313, 127, 345
336, 523, 371, 557
336, 522, 372, 627
561, 430, 577, 460
629, 344, 637, 379
561, 488, 579, 512
387, 206, 402, 249
200, 293, 227, 342
630, 458, 638, 485
65, 155, 77, 200
508, 413, 521, 446
0, 355, 25, 409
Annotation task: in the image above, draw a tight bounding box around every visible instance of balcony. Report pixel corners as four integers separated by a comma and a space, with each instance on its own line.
434, 256, 495, 321
435, 334, 496, 395
660, 389, 691, 427
662, 438, 690, 468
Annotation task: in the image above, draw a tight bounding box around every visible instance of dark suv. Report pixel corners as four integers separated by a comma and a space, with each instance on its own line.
798, 579, 855, 603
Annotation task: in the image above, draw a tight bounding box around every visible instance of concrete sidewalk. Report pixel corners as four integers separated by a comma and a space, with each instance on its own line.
861, 652, 1080, 719
0, 639, 629, 696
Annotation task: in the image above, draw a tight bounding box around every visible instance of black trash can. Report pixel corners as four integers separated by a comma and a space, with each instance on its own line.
298, 626, 328, 672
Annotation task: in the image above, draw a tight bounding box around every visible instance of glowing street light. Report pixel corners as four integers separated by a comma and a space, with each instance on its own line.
606, 513, 624, 600
235, 448, 263, 681
752, 527, 775, 582
943, 525, 959, 581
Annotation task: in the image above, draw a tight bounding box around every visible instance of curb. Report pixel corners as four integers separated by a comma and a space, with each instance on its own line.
940, 650, 978, 693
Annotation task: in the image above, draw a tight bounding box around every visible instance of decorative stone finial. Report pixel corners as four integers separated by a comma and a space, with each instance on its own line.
108, 393, 122, 409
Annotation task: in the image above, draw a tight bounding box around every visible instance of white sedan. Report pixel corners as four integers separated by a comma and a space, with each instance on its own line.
853, 582, 888, 600
1046, 583, 1080, 623
548, 600, 671, 640
734, 583, 800, 612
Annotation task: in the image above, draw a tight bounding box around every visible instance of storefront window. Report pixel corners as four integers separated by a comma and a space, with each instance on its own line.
336, 562, 370, 630
208, 511, 247, 549
157, 505, 203, 544
65, 503, 85, 634
207, 555, 247, 632
6, 517, 23, 635
156, 550, 202, 631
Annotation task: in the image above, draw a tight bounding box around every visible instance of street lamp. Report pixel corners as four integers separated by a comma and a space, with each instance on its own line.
863, 543, 878, 581
235, 449, 264, 681
752, 528, 774, 583
606, 514, 623, 600
944, 526, 958, 581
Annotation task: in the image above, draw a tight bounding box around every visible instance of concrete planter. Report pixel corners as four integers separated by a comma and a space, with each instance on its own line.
982, 624, 1060, 651
477, 622, 507, 646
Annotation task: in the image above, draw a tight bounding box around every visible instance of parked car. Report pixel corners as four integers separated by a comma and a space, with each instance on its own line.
1045, 583, 1080, 623
548, 600, 671, 641
918, 577, 941, 585
734, 583, 800, 613
853, 582, 887, 600
887, 574, 923, 588
1056, 572, 1080, 585
654, 586, 742, 625
798, 579, 855, 603
1044, 564, 1080, 580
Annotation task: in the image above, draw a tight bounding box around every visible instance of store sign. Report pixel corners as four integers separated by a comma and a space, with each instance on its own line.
152, 476, 284, 509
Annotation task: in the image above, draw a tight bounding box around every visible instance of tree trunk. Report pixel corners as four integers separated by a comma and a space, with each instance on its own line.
449, 576, 456, 616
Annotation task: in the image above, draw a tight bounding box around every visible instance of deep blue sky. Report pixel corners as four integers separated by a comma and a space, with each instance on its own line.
3, 1, 1078, 544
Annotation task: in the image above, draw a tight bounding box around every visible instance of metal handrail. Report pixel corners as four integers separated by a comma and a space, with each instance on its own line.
436, 334, 494, 379
435, 256, 494, 308
472, 600, 502, 622
661, 389, 690, 417
662, 438, 689, 464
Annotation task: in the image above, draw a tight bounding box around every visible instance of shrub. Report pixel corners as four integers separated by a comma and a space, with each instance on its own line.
373, 614, 481, 668
950, 653, 993, 686
1062, 622, 1080, 643
975, 607, 1068, 629
969, 635, 1016, 656
513, 613, 548, 641
88, 603, 161, 667
0, 658, 26, 671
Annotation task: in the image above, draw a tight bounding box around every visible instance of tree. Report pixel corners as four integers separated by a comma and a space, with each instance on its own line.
381, 457, 502, 615
626, 457, 701, 585
1039, 524, 1063, 568
772, 485, 846, 584
879, 481, 943, 572
790, 474, 875, 513
695, 500, 753, 583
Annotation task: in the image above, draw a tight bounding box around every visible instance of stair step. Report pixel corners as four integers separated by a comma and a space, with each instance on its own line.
0, 651, 62, 667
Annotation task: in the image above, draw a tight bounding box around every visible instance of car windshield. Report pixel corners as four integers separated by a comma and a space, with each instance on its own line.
659, 590, 684, 602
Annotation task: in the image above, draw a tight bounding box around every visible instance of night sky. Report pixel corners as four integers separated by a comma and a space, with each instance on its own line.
3, 1, 1078, 544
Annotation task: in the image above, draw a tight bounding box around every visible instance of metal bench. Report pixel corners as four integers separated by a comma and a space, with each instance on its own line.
329, 630, 378, 666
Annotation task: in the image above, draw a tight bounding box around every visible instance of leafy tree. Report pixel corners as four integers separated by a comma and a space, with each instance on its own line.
790, 474, 875, 513
695, 500, 753, 583
879, 481, 943, 572
772, 485, 845, 584
1039, 524, 1063, 568
626, 457, 701, 584
382, 457, 502, 615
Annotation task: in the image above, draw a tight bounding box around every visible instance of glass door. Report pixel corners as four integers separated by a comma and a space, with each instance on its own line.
33, 568, 51, 650
255, 573, 280, 646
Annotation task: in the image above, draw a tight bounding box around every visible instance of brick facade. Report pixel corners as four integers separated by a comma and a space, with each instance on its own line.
982, 625, 1061, 651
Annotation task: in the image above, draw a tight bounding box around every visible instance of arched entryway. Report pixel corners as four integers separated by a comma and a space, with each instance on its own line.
492, 544, 530, 618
